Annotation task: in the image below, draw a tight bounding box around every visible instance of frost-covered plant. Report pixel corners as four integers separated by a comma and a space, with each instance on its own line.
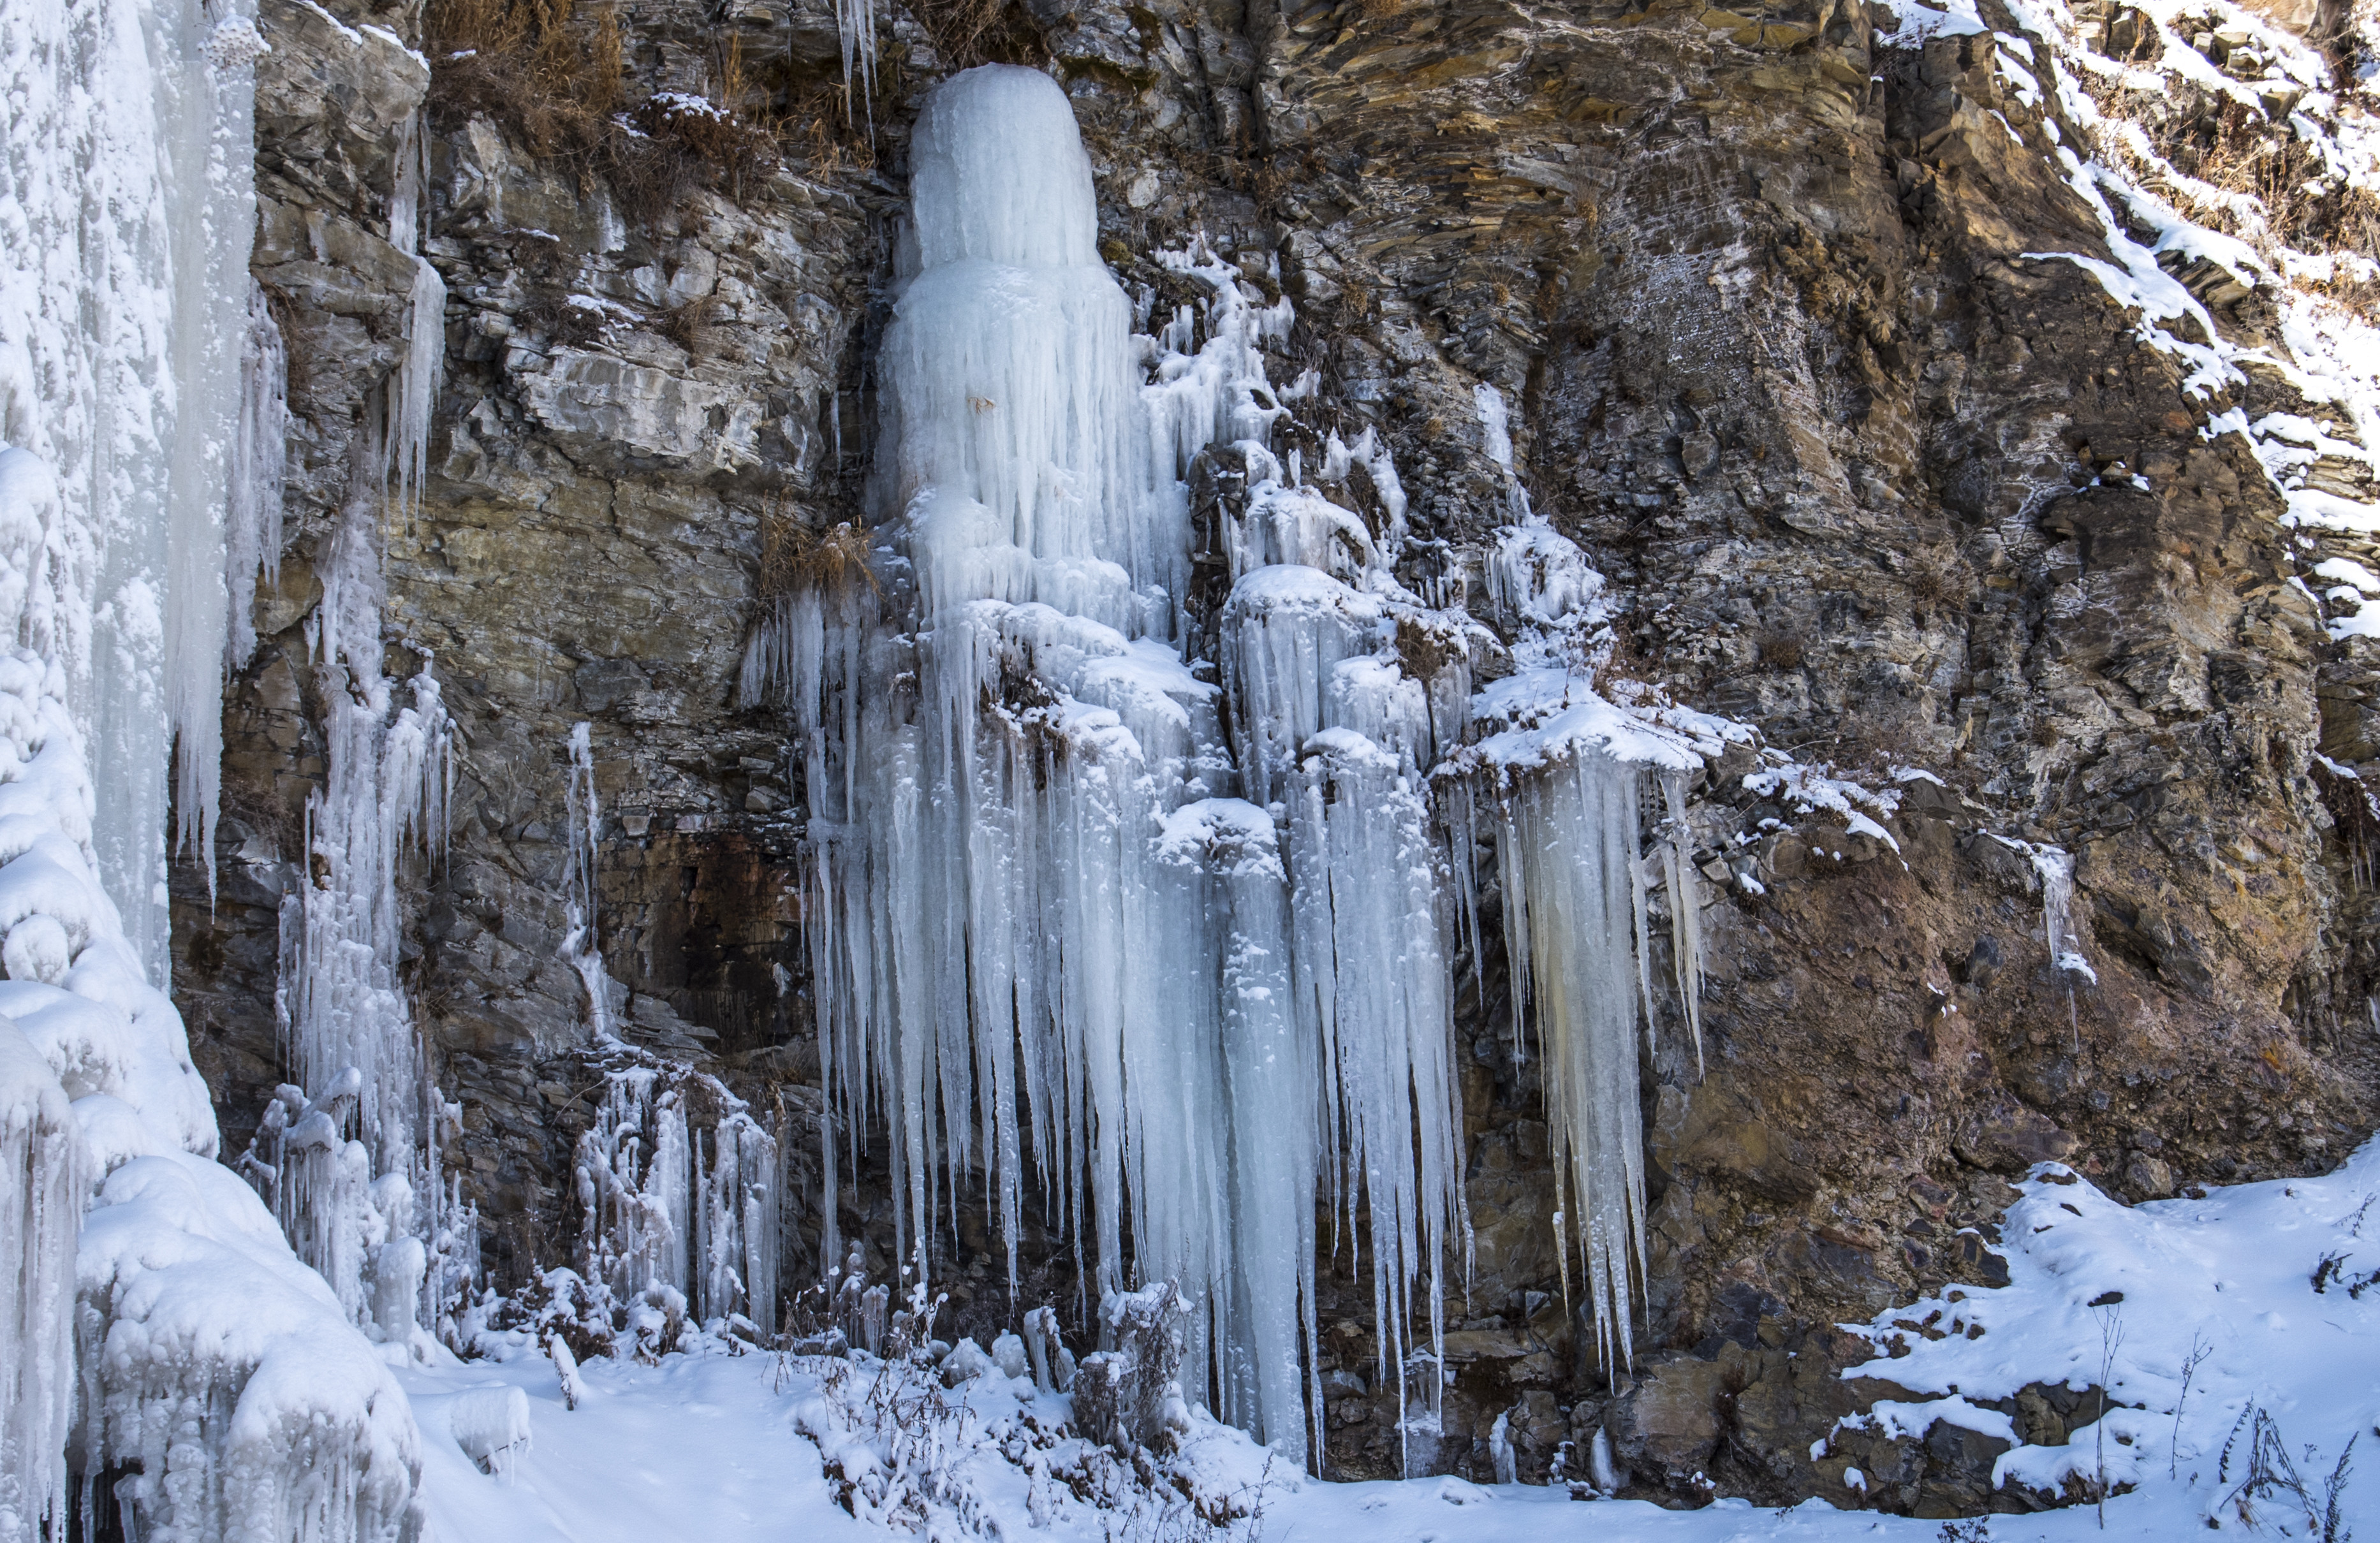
1074, 1282, 1191, 1453
2218, 1404, 2325, 1533
483, 1263, 692, 1370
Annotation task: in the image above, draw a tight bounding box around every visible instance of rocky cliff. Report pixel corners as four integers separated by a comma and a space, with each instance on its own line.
177, 0, 2380, 1514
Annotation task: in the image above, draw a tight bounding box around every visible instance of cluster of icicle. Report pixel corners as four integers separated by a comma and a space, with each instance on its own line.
0, 0, 434, 1537
1456, 490, 1713, 1377
263, 100, 477, 1352
554, 722, 782, 1335
574, 1061, 782, 1332
743, 64, 1716, 1469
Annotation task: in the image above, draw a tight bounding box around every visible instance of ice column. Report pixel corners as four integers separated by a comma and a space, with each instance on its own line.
266, 85, 466, 1343
0, 1024, 80, 1541
1221, 560, 1467, 1458
0, 0, 263, 982
753, 64, 1345, 1461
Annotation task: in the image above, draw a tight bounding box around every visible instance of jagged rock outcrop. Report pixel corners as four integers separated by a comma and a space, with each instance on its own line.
175, 0, 2380, 1511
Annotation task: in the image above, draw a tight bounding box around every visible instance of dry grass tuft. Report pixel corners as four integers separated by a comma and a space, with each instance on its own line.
911, 0, 1049, 71
760, 510, 876, 601
1393, 614, 1458, 683
661, 293, 725, 355
427, 0, 622, 157
1905, 540, 1971, 613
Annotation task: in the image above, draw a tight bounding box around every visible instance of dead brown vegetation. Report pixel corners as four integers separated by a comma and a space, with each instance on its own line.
760, 508, 876, 602
910, 0, 1050, 73
1904, 540, 1972, 613
425, 0, 779, 224
426, 0, 622, 157
1756, 633, 1807, 671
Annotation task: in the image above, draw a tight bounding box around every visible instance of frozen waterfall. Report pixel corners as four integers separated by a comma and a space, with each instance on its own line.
0, 0, 432, 1536
744, 64, 1714, 1468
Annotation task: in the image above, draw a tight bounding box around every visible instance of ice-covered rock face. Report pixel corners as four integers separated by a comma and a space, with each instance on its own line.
158, 0, 2380, 1506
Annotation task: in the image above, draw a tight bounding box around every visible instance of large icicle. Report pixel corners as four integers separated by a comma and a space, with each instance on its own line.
1467, 511, 1719, 1378
1491, 751, 1654, 1375
162, 0, 265, 896
0, 1021, 80, 1541
225, 279, 288, 675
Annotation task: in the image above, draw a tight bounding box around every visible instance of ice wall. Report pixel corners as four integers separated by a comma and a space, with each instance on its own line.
0, 0, 258, 981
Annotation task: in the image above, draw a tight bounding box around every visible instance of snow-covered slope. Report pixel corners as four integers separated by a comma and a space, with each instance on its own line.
402, 1144, 2380, 1540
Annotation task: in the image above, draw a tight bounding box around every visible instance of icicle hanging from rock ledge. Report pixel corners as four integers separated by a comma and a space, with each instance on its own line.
226, 279, 288, 676
561, 720, 624, 1042
1465, 510, 1725, 1380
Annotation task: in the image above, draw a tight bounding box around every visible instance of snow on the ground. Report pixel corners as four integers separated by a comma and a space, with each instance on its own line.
407, 1141, 2380, 1542
399, 1350, 868, 1543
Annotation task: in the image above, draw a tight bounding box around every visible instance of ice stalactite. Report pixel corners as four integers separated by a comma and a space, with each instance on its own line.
226, 279, 288, 676
747, 65, 1471, 1469
1487, 752, 1654, 1374
575, 1062, 781, 1333
561, 721, 624, 1042
161, 0, 265, 905
2029, 844, 2094, 984
835, 0, 878, 126
0, 1022, 80, 1541
385, 113, 445, 523
1465, 511, 1724, 1380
